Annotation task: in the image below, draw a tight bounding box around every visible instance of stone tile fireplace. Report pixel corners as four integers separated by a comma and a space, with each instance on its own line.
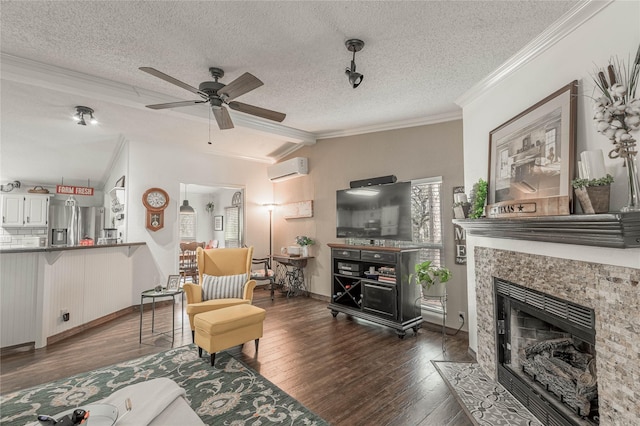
474, 247, 639, 425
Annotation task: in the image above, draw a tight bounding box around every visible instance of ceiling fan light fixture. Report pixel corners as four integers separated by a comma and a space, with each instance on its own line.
345, 39, 365, 89
140, 66, 286, 131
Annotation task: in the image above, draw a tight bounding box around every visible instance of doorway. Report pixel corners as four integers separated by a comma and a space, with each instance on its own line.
178, 183, 244, 248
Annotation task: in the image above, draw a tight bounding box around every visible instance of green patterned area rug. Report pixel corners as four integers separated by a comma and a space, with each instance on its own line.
433, 361, 542, 426
1, 344, 328, 426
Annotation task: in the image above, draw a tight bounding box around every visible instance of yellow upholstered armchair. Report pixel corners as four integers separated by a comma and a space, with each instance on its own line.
183, 246, 257, 341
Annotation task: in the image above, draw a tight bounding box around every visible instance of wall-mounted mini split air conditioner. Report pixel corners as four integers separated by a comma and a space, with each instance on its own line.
267, 157, 308, 182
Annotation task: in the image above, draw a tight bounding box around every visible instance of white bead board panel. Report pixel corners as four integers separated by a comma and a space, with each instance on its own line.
43, 250, 86, 339
0, 252, 39, 347
43, 247, 133, 342
83, 247, 132, 321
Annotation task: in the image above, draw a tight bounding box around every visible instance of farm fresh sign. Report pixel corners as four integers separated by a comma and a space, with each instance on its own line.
56, 185, 94, 196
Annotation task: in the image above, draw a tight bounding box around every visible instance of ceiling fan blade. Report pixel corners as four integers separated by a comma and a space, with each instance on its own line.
212, 106, 234, 130
139, 67, 205, 97
220, 73, 263, 101
228, 101, 286, 122
145, 100, 206, 110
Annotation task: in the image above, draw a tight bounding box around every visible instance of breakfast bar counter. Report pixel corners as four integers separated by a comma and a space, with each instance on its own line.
1, 242, 147, 350
0, 241, 146, 254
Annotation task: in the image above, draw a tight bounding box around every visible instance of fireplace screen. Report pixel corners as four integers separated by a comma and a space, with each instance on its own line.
495, 279, 598, 426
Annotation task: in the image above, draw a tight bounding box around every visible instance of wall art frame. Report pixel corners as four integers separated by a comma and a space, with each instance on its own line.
282, 200, 313, 219
487, 80, 577, 218
214, 215, 224, 231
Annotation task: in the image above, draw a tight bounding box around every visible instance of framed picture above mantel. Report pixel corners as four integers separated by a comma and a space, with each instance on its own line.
486, 81, 577, 218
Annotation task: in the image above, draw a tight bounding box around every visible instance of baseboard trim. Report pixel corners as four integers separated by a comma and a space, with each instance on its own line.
46, 305, 143, 346
1, 342, 35, 357
420, 320, 470, 339
307, 292, 330, 303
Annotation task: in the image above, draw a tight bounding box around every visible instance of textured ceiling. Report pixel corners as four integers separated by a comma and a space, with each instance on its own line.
0, 0, 579, 188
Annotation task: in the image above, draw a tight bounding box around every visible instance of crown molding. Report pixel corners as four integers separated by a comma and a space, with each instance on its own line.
317, 110, 462, 140
228, 112, 316, 145
455, 0, 614, 108
0, 53, 317, 145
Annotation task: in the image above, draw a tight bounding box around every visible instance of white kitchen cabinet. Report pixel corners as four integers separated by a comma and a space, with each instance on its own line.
24, 196, 49, 226
1, 195, 24, 227
1, 194, 50, 227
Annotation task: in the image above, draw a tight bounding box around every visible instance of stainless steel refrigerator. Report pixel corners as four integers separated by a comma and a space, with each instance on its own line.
49, 197, 106, 246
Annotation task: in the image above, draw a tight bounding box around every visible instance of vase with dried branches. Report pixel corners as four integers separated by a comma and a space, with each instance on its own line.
592, 44, 640, 211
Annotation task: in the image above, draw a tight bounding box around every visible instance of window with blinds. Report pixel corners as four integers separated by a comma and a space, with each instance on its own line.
179, 213, 196, 241
410, 177, 445, 312
224, 206, 240, 248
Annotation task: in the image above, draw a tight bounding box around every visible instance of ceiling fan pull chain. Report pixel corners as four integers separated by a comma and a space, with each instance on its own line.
208, 108, 212, 145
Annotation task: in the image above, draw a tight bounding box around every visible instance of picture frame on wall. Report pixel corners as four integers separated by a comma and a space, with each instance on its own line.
214, 215, 223, 231
487, 80, 577, 218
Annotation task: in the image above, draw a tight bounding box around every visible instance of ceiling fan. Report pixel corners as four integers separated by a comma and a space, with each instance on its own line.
139, 67, 286, 130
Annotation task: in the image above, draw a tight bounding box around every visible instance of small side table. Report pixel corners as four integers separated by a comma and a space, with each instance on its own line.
272, 255, 313, 297
422, 292, 447, 353
139, 288, 184, 346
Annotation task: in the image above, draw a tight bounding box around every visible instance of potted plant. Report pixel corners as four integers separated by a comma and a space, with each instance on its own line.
468, 178, 487, 219
205, 202, 215, 214
413, 260, 451, 297
572, 174, 614, 214
295, 235, 315, 257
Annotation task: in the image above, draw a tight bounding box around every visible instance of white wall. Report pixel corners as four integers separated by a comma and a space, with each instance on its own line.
459, 0, 640, 353
126, 139, 273, 302
102, 139, 129, 239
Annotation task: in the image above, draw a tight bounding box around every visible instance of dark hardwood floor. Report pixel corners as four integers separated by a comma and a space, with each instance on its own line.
0, 287, 475, 426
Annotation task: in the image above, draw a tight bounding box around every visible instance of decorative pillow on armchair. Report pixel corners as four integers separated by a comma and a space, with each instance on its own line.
201, 273, 247, 300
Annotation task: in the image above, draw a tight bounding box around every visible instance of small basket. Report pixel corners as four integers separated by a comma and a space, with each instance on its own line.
28, 186, 49, 194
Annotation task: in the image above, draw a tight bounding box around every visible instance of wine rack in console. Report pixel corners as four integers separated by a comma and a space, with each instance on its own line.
327, 243, 422, 338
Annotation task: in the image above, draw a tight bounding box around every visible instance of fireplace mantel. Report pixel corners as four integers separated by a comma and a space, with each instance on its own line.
453, 212, 640, 248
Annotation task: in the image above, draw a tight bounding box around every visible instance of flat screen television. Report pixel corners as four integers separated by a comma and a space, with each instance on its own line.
336, 182, 412, 241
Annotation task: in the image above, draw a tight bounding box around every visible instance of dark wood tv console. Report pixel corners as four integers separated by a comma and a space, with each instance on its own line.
327, 243, 423, 338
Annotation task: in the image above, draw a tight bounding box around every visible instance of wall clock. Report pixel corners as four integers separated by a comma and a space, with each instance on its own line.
142, 187, 169, 231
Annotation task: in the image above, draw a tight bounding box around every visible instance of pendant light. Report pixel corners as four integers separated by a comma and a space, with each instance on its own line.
180, 184, 195, 213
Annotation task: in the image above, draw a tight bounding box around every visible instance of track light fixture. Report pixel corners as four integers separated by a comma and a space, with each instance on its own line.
73, 106, 97, 126
345, 39, 365, 89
